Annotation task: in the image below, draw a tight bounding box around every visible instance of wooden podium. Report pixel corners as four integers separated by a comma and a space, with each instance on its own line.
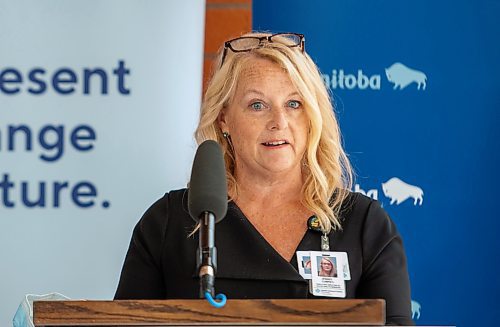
33, 299, 385, 326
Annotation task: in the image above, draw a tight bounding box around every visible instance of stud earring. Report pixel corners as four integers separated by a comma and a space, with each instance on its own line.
222, 131, 230, 139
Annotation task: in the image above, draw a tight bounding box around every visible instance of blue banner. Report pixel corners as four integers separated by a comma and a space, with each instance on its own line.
254, 1, 500, 326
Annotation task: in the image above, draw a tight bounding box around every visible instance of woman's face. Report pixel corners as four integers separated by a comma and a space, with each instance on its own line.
219, 57, 309, 179
320, 258, 333, 273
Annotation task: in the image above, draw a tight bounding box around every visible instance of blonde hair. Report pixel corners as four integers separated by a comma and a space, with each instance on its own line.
195, 32, 353, 233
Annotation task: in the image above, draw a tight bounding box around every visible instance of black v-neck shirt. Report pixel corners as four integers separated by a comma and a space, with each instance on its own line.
115, 189, 413, 325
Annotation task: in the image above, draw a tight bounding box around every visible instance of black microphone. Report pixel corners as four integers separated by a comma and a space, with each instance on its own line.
188, 140, 228, 298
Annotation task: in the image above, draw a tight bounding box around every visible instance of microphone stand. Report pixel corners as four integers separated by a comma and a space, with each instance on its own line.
197, 211, 217, 298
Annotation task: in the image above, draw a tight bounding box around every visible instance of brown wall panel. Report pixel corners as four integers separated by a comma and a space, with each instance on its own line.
203, 1, 252, 92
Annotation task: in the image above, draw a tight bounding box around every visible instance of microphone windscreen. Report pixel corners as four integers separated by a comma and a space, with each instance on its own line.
188, 140, 228, 223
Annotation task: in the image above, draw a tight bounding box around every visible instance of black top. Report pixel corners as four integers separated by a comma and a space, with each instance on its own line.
115, 189, 413, 325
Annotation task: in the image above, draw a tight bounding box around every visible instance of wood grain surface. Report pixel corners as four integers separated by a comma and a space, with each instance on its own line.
33, 299, 385, 326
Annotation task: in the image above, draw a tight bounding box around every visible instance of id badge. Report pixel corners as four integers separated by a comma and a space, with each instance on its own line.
303, 251, 351, 298
297, 250, 351, 280
296, 251, 313, 279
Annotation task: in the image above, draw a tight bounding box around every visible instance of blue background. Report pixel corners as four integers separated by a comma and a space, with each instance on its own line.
254, 1, 499, 326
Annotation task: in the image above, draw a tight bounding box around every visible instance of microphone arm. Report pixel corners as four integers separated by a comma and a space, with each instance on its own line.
197, 211, 217, 298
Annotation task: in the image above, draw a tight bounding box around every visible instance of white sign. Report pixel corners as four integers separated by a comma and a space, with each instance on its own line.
0, 0, 205, 325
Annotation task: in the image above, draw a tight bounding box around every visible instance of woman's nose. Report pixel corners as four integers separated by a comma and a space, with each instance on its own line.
266, 107, 288, 131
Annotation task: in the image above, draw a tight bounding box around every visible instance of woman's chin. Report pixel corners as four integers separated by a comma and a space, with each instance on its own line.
260, 161, 300, 175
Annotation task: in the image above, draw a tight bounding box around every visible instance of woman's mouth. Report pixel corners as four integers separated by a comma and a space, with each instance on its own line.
262, 140, 289, 147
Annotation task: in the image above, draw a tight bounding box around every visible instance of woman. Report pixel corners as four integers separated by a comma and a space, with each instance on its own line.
318, 257, 337, 277
115, 32, 413, 325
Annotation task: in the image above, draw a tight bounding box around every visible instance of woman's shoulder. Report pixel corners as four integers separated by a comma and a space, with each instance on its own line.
340, 191, 384, 219
144, 188, 188, 212
165, 187, 189, 208
136, 188, 188, 227
339, 191, 395, 235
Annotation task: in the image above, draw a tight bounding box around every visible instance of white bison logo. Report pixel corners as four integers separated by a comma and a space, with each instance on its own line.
382, 177, 423, 205
385, 62, 427, 90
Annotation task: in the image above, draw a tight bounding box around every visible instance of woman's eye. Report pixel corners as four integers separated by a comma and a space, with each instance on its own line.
250, 102, 265, 110
287, 100, 301, 109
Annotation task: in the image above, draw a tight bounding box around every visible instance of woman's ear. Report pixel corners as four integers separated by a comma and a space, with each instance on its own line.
218, 109, 229, 133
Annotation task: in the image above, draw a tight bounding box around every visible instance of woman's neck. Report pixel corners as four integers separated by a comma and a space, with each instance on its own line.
232, 167, 304, 205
